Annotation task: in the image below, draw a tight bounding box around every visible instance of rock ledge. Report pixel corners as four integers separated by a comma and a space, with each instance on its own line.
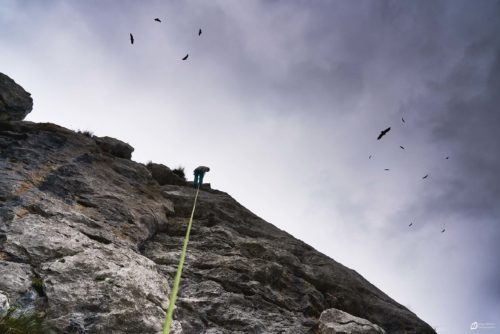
0, 73, 33, 121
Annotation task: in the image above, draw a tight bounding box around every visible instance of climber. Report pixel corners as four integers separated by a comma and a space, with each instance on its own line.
193, 166, 210, 188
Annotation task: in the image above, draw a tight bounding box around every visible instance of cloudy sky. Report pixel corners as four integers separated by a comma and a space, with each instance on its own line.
1, 0, 500, 332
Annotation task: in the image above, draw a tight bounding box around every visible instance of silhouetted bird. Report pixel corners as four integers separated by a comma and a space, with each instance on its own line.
377, 127, 391, 140
154, 18, 161, 22
402, 117, 405, 123
441, 229, 446, 233
422, 174, 429, 179
182, 54, 189, 60
384, 169, 390, 171
198, 28, 202, 36
445, 156, 449, 159
400, 146, 405, 150
409, 222, 413, 227
369, 155, 372, 159
130, 33, 134, 44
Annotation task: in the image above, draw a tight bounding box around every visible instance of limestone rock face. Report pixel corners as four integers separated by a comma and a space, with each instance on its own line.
94, 135, 134, 159
319, 308, 386, 334
42, 246, 170, 333
0, 121, 436, 333
0, 292, 9, 314
0, 73, 33, 121
147, 162, 186, 186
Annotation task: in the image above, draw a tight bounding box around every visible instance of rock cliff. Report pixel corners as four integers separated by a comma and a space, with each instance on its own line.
0, 73, 33, 121
0, 74, 435, 333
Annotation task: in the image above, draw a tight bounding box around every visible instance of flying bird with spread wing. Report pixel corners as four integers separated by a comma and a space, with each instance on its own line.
377, 127, 391, 140
182, 54, 189, 60
154, 18, 161, 22
129, 33, 134, 44
402, 117, 405, 123
409, 222, 413, 227
369, 155, 372, 159
384, 169, 390, 171
400, 146, 405, 150
445, 156, 450, 159
198, 28, 202, 36
441, 229, 446, 233
422, 174, 429, 179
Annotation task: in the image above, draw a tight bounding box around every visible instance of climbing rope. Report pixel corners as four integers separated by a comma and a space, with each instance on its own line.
162, 185, 200, 334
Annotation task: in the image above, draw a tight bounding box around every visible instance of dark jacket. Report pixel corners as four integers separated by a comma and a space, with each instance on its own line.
194, 166, 210, 175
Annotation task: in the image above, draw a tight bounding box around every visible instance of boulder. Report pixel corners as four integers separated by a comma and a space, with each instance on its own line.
94, 136, 134, 159
0, 292, 9, 314
0, 262, 34, 305
146, 162, 186, 186
319, 308, 386, 334
0, 73, 33, 121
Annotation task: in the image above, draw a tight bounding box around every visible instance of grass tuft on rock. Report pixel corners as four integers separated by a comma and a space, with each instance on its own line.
172, 166, 186, 181
31, 278, 44, 296
0, 307, 53, 334
77, 129, 94, 138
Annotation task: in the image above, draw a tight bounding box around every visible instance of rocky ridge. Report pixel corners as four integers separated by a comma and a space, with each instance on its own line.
0, 73, 33, 121
0, 73, 435, 333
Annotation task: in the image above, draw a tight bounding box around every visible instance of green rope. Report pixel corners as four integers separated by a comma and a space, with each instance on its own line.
162, 185, 200, 334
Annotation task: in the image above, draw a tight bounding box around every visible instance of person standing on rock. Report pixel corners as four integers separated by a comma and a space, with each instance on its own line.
193, 166, 210, 188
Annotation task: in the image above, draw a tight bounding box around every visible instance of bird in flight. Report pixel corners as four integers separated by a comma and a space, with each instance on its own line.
369, 155, 372, 159
400, 145, 405, 150
422, 174, 429, 179
402, 117, 405, 123
377, 127, 391, 140
182, 54, 189, 60
441, 229, 446, 233
384, 168, 390, 171
154, 18, 161, 22
130, 33, 134, 44
198, 28, 202, 36
409, 222, 413, 227
445, 156, 449, 159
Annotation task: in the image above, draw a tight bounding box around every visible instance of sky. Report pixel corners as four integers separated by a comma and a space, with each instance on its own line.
1, 0, 500, 333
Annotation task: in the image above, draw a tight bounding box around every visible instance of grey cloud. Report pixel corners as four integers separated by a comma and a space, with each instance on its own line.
2, 1, 500, 333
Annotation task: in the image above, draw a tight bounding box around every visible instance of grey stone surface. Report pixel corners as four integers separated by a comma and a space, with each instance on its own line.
0, 291, 9, 314
147, 162, 187, 186
0, 261, 34, 305
42, 246, 169, 333
94, 135, 134, 159
319, 308, 386, 334
0, 72, 33, 121
0, 121, 436, 333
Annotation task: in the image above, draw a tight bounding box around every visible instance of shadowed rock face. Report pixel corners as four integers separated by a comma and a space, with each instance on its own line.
0, 121, 436, 334
0, 73, 33, 121
94, 136, 134, 160
146, 162, 186, 186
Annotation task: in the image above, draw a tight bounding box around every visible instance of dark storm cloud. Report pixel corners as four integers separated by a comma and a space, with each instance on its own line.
262, 0, 500, 218
416, 39, 500, 320
205, 1, 479, 120
371, 2, 500, 326
409, 3, 500, 217
254, 2, 500, 328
